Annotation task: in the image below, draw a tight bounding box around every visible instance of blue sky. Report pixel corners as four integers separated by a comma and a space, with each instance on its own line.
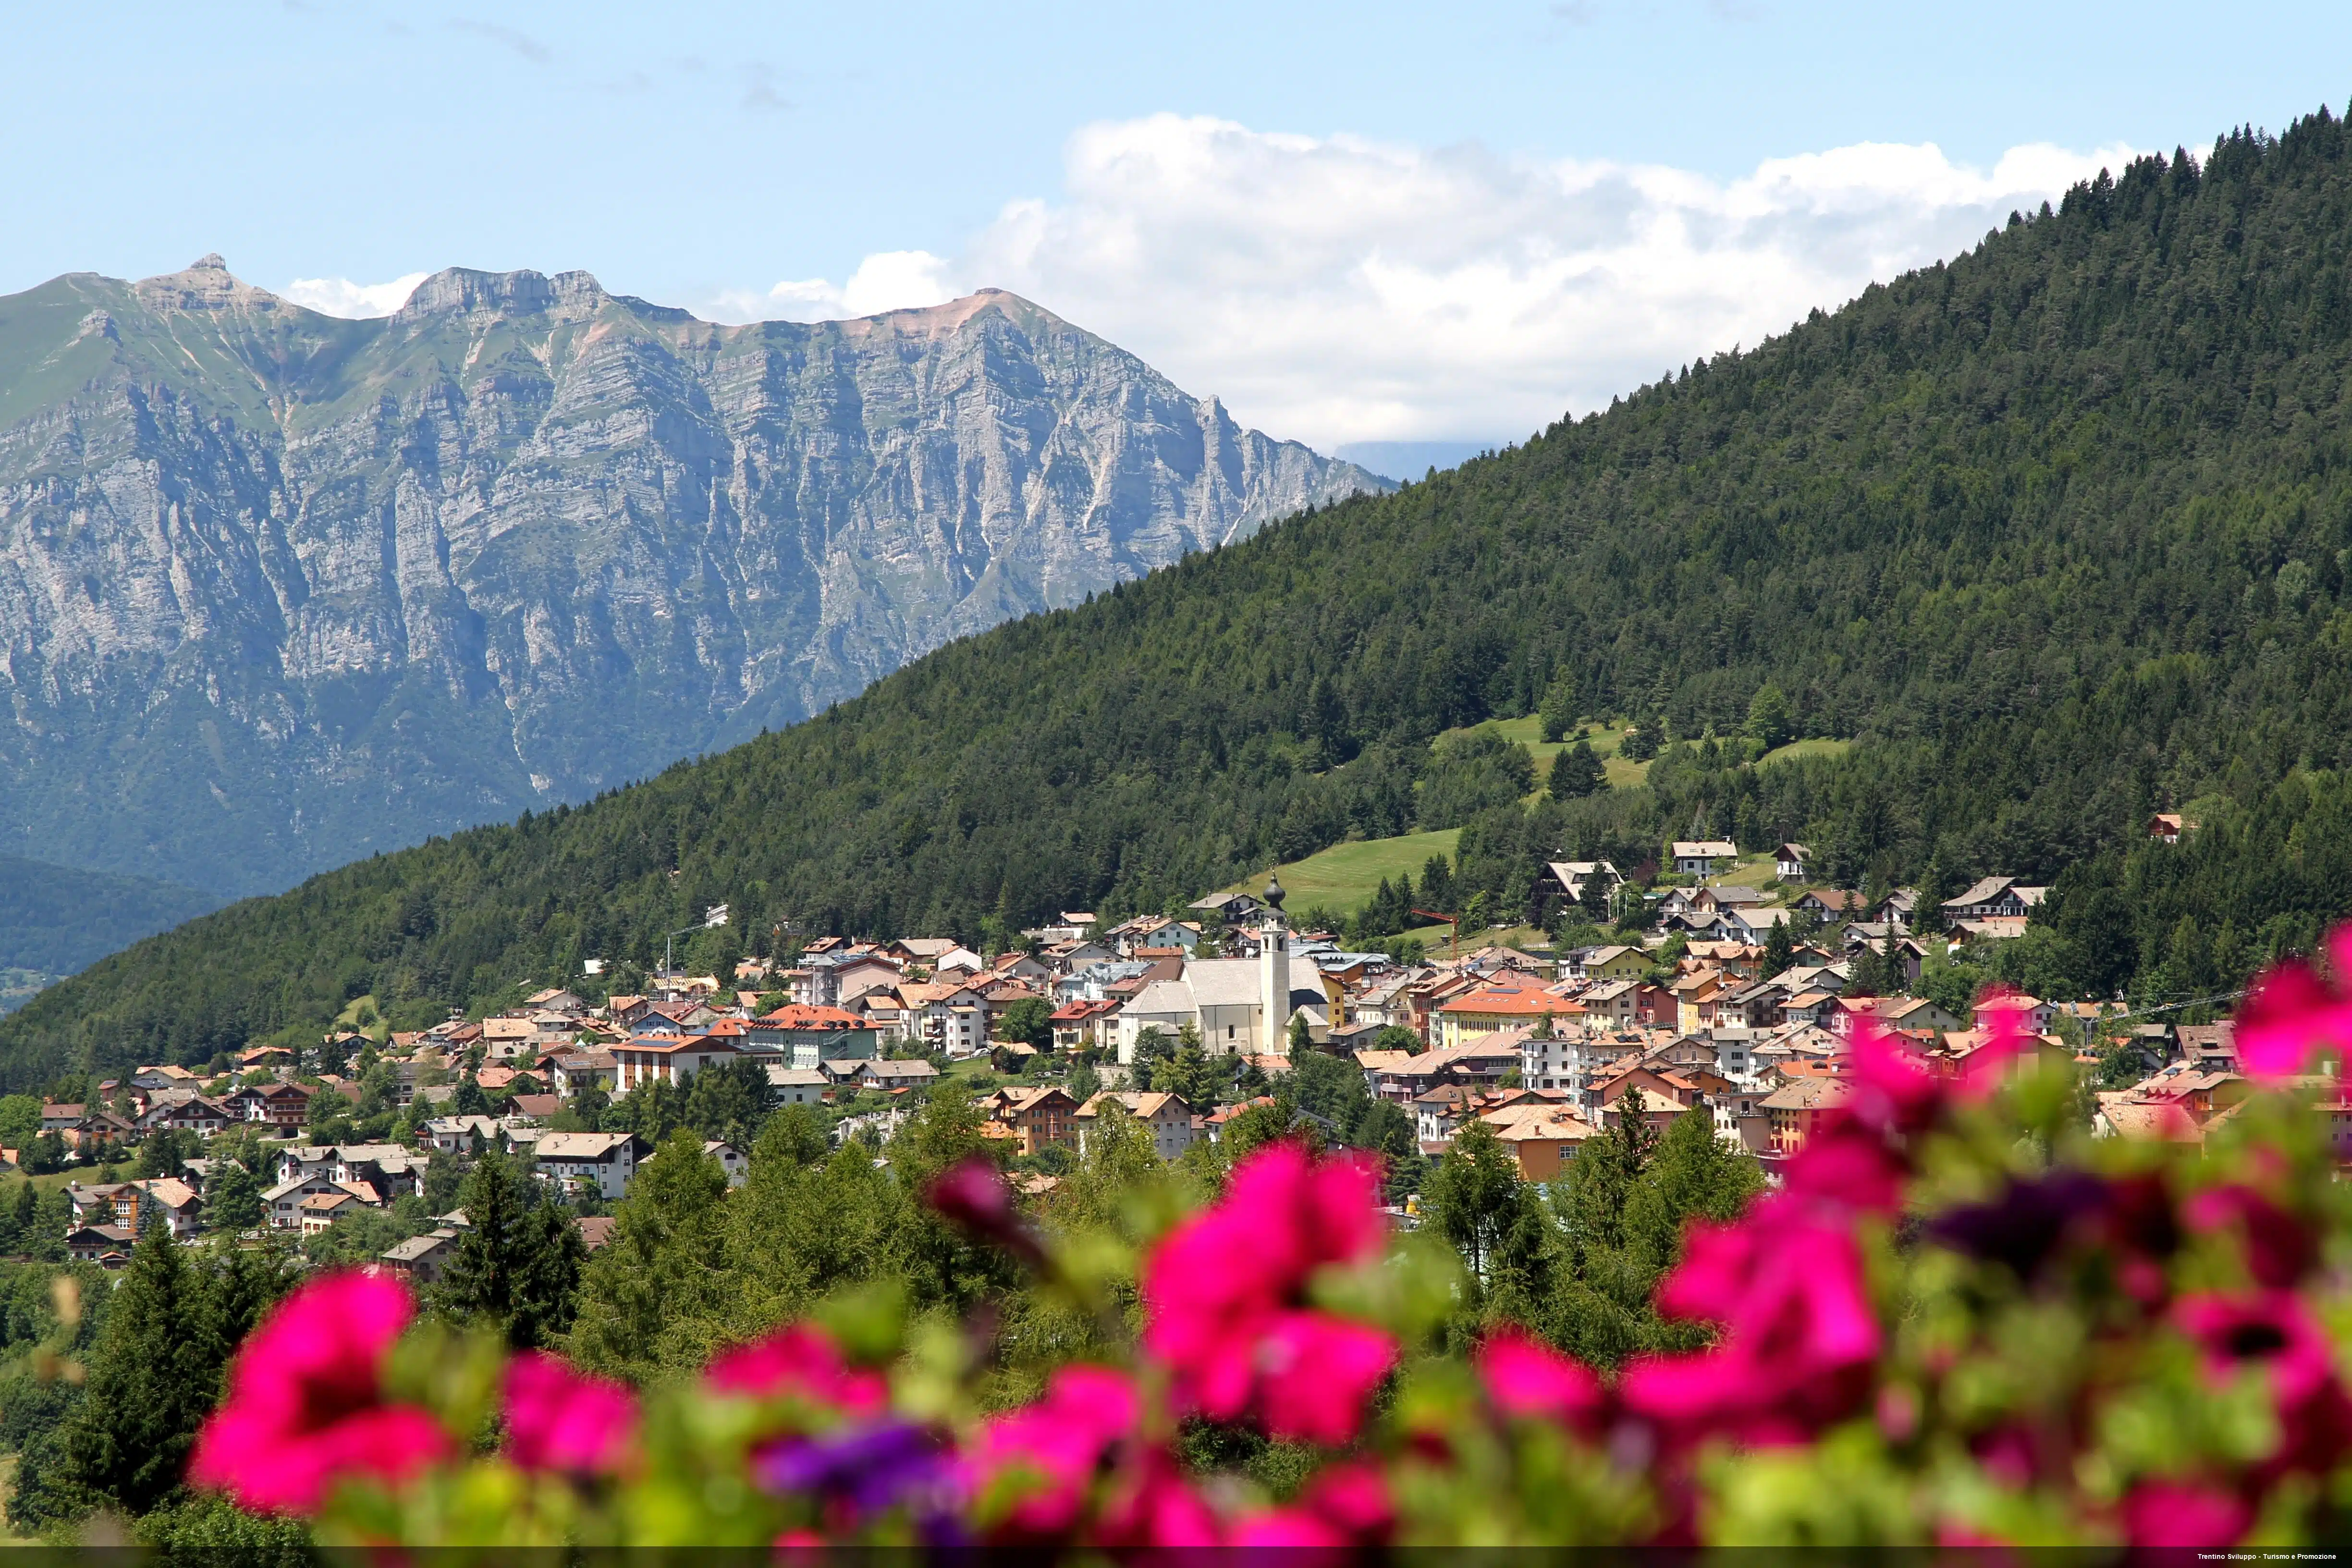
8, 1, 2350, 450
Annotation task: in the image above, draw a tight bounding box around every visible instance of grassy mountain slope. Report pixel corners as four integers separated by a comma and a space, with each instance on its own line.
10, 111, 2352, 1080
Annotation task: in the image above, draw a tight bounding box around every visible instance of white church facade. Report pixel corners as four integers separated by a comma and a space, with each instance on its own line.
1115, 877, 1324, 1061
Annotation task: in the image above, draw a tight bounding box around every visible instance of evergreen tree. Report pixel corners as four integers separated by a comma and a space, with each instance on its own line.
55, 1225, 220, 1515
1423, 1120, 1523, 1285
1621, 1101, 1764, 1273
1762, 917, 1796, 979
436, 1148, 582, 1349
1548, 741, 1605, 800
1744, 683, 1794, 751
1538, 676, 1578, 745
683, 1056, 772, 1148
568, 1128, 732, 1382
205, 1160, 264, 1233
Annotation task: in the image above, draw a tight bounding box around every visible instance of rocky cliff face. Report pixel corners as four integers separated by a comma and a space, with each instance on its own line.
0, 257, 1385, 896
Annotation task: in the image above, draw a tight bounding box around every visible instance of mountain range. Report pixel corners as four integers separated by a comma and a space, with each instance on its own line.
11, 110, 2352, 1083
0, 258, 1384, 899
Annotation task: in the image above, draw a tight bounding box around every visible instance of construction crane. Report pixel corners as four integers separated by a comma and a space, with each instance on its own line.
1411, 908, 1460, 961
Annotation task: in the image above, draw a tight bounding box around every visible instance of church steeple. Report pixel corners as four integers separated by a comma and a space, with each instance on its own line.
1259, 871, 1291, 1054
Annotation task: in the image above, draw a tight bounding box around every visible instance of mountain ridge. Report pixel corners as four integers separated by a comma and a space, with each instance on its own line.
0, 258, 1385, 898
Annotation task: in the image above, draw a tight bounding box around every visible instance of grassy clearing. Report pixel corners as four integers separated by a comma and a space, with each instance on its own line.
1759, 737, 1853, 768
1226, 828, 1462, 917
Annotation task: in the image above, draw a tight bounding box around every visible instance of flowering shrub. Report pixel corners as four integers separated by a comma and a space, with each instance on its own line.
185, 968, 2352, 1548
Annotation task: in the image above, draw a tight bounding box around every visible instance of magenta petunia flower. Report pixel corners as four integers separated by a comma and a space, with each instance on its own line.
2185, 1185, 2317, 1289
2232, 924, 2352, 1080
1621, 1195, 1882, 1445
2120, 1480, 2252, 1546
706, 1323, 888, 1416
502, 1350, 638, 1474
2176, 1290, 2352, 1477
187, 1271, 454, 1515
1476, 1326, 1604, 1431
1140, 1142, 1396, 1444
961, 1364, 1139, 1539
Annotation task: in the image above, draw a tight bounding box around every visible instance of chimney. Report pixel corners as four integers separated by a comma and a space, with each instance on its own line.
1260, 875, 1290, 1054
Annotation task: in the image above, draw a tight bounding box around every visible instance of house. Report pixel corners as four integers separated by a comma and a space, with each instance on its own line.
1187, 892, 1263, 927
264, 1174, 347, 1229
1579, 979, 1645, 1029
858, 1059, 942, 1091
380, 1229, 461, 1285
1775, 843, 1812, 880
65, 1225, 135, 1266
765, 1066, 831, 1105
703, 1140, 749, 1187
1760, 1077, 1853, 1156
422, 1115, 507, 1152
1941, 877, 2050, 923
1564, 944, 1650, 984
1433, 988, 1584, 1049
534, 1131, 652, 1201
1074, 1092, 1199, 1161
1671, 840, 1739, 877
1792, 888, 1869, 920
610, 1034, 743, 1093
299, 1191, 365, 1233
981, 1087, 1081, 1155
147, 1094, 233, 1140
1050, 998, 1124, 1052
1875, 996, 1965, 1035
1535, 860, 1623, 912
1480, 1100, 1599, 1182
576, 1216, 619, 1252
2147, 813, 2186, 844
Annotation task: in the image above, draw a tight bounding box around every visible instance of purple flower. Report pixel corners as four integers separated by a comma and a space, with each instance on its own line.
753, 1419, 956, 1521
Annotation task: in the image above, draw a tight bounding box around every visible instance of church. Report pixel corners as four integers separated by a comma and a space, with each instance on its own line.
1114, 876, 1327, 1060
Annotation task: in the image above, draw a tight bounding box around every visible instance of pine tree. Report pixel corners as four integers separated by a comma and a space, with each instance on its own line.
436, 1148, 583, 1349
206, 1159, 264, 1232
1538, 676, 1578, 744
1423, 1120, 1523, 1285
56, 1224, 220, 1514
1549, 741, 1605, 800
568, 1127, 732, 1382
1621, 1101, 1764, 1273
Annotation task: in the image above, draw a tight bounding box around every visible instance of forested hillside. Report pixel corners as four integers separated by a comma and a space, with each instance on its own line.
12, 110, 2352, 1082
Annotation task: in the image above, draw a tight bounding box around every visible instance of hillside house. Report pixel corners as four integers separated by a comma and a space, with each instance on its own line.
1074, 1091, 1198, 1161
1672, 840, 1740, 877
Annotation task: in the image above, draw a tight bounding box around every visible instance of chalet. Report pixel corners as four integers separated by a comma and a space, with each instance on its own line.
610, 1034, 743, 1093
1074, 1091, 1198, 1161
299, 1191, 365, 1233
764, 1066, 830, 1105
1941, 877, 2049, 923
380, 1229, 461, 1284
981, 1087, 1080, 1155
66, 1225, 135, 1266
2146, 813, 2186, 844
1535, 860, 1623, 909
1187, 892, 1263, 927
534, 1132, 651, 1201
1775, 843, 1812, 880
1563, 944, 1649, 984
1480, 1100, 1599, 1181
1671, 840, 1739, 877
1792, 888, 1870, 920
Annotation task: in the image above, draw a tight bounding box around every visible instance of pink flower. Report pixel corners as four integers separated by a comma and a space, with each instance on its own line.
2176, 1291, 2352, 1477
1255, 1312, 1398, 1446
962, 1365, 1139, 1539
1141, 1141, 1396, 1443
1621, 1195, 1881, 1445
1091, 1453, 1225, 1548
187, 1271, 454, 1515
502, 1350, 638, 1474
2185, 1185, 2317, 1289
706, 1323, 888, 1417
1476, 1327, 1603, 1431
923, 1156, 1045, 1267
1227, 1465, 1393, 1551
2120, 1481, 2251, 1546
2233, 924, 2352, 1080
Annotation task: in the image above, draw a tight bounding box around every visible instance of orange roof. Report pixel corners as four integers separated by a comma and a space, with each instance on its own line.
759, 1004, 865, 1029
1436, 989, 1587, 1017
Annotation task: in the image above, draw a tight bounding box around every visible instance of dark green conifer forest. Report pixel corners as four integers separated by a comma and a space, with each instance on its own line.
12, 110, 2352, 1079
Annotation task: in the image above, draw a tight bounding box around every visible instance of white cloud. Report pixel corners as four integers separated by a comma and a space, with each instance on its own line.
930, 115, 2138, 450
281, 272, 429, 317
707, 250, 957, 324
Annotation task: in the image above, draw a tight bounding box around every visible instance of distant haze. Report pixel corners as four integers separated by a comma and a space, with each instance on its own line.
1333, 441, 1507, 484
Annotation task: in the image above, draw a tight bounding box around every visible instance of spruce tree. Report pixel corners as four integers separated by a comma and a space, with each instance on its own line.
1423, 1120, 1523, 1285
569, 1127, 732, 1382
206, 1159, 264, 1232
1548, 741, 1605, 800
436, 1148, 582, 1349
55, 1224, 220, 1515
